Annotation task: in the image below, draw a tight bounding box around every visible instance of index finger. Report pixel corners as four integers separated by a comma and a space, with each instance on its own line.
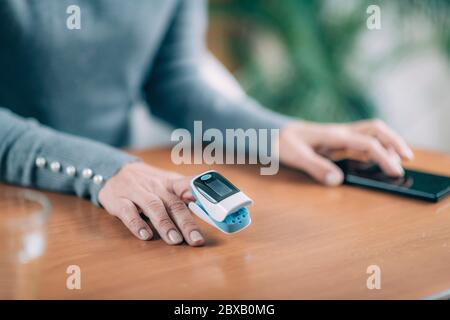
171, 176, 195, 202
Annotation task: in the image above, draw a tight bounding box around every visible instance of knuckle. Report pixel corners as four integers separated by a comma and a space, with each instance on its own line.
330, 127, 348, 140
148, 179, 164, 190
172, 178, 190, 194
366, 138, 382, 153
179, 219, 197, 231
168, 200, 187, 213
367, 138, 379, 149
123, 215, 142, 229
157, 217, 174, 230
142, 198, 164, 212
371, 119, 386, 130
152, 209, 167, 221
117, 201, 136, 217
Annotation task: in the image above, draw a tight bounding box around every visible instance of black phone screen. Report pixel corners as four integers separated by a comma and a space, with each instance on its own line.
193, 171, 239, 203
334, 159, 450, 202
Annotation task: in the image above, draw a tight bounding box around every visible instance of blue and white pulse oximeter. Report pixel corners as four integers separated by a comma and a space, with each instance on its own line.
188, 170, 253, 234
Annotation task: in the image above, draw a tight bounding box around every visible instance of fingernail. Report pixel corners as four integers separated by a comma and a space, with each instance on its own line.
395, 163, 404, 176
190, 230, 204, 243
325, 172, 342, 186
405, 149, 414, 160
168, 229, 183, 244
139, 229, 151, 240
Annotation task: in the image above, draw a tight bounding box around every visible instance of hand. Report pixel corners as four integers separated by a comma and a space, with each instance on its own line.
98, 162, 204, 246
279, 119, 414, 186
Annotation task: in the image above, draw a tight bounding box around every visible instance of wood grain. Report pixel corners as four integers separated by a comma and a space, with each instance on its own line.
1, 148, 449, 299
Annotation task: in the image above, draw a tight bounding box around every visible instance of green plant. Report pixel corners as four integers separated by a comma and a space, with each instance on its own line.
209, 0, 449, 123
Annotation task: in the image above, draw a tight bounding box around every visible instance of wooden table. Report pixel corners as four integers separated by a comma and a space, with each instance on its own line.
1, 148, 450, 299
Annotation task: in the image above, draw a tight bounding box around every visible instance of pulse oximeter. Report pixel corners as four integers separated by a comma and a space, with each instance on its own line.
188, 170, 253, 234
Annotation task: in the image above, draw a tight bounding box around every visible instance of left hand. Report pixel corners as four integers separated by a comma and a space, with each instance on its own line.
98, 162, 203, 246
279, 119, 414, 186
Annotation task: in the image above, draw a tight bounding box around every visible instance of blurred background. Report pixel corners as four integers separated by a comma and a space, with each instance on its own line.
133, 0, 450, 152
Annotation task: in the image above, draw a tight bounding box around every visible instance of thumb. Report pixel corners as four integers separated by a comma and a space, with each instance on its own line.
171, 176, 194, 201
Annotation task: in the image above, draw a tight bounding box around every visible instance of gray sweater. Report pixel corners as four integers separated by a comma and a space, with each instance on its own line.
0, 0, 286, 205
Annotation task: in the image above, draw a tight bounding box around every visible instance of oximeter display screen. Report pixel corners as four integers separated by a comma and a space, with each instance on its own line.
206, 179, 233, 197
193, 172, 239, 202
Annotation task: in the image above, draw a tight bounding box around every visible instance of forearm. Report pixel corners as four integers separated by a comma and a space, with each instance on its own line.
0, 108, 138, 206
144, 0, 289, 134
146, 54, 289, 133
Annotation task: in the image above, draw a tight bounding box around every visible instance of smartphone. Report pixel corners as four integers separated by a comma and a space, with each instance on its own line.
334, 159, 450, 202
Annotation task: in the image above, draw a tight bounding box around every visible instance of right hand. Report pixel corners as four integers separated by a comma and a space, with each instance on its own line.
279, 119, 414, 186
98, 162, 205, 246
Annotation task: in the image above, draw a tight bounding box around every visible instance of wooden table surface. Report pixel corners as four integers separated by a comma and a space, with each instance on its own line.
1, 148, 450, 299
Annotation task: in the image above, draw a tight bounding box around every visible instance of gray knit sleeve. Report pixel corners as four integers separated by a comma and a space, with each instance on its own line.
144, 0, 290, 134
0, 108, 138, 206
